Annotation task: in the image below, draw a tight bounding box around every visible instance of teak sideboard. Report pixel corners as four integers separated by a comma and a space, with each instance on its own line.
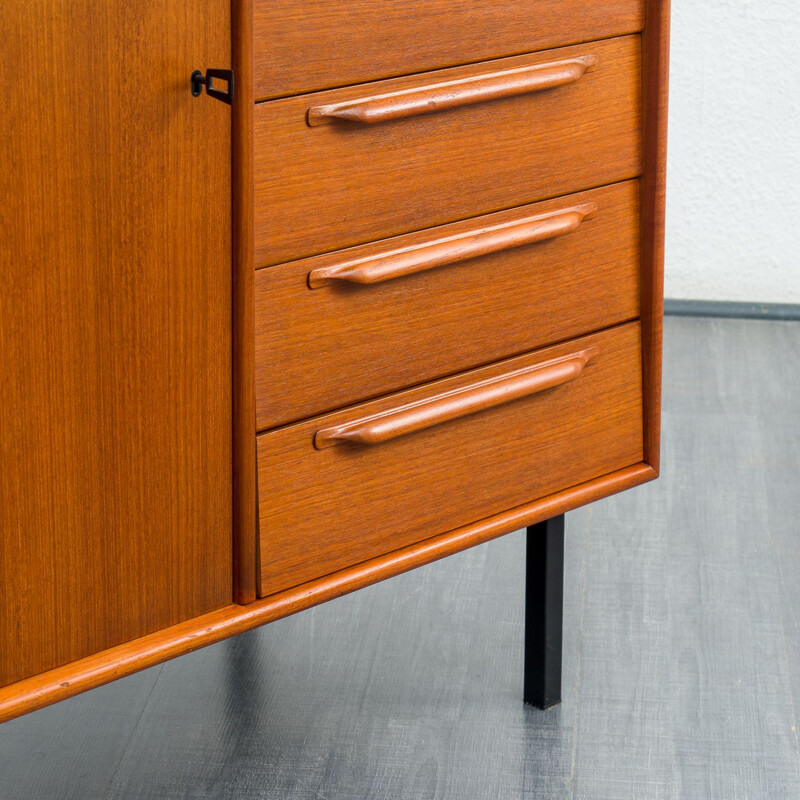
0, 0, 669, 723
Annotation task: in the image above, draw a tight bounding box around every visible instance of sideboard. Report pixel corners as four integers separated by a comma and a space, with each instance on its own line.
0, 0, 669, 723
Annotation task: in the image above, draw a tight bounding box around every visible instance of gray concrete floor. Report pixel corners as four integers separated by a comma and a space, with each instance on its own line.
1, 316, 799, 799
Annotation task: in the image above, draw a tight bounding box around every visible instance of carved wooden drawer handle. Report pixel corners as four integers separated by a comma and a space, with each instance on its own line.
308, 202, 598, 288
307, 55, 598, 126
314, 350, 595, 449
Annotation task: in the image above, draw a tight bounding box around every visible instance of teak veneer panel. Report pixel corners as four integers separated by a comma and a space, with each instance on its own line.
254, 36, 643, 267
255, 181, 641, 429
254, 0, 644, 99
257, 323, 644, 596
0, 0, 232, 687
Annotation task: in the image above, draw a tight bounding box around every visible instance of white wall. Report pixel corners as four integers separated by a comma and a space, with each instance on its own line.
665, 1, 800, 303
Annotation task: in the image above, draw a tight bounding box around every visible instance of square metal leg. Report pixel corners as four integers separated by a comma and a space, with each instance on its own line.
523, 514, 564, 709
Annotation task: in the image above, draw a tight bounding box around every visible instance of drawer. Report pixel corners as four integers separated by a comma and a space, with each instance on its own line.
257, 323, 644, 596
254, 0, 644, 100
255, 180, 641, 430
254, 36, 642, 268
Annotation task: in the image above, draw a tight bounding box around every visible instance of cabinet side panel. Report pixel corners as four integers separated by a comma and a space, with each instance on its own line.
641, 0, 670, 471
0, 0, 232, 686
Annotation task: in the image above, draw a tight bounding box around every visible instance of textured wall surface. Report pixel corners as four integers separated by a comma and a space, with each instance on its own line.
665, 1, 800, 302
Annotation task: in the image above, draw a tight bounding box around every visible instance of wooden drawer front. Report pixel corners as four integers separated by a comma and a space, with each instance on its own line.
254, 36, 642, 268
254, 0, 644, 100
257, 323, 643, 596
255, 181, 641, 430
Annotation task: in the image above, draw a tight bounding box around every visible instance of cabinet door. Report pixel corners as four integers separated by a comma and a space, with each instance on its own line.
0, 0, 232, 687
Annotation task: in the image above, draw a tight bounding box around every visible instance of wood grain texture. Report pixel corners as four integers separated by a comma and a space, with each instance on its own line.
255, 181, 640, 429
0, 0, 232, 686
640, 0, 670, 472
254, 36, 643, 267
0, 462, 655, 725
231, 0, 258, 604
254, 0, 644, 99
257, 324, 644, 596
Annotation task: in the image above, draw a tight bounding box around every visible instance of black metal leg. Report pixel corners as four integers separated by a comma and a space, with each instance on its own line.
524, 514, 564, 709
